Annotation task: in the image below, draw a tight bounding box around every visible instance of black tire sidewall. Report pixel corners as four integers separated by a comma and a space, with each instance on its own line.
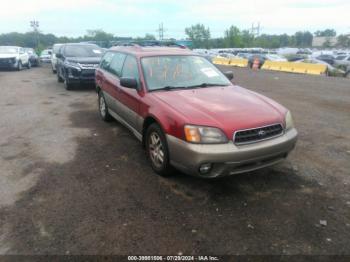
17, 61, 22, 71
145, 123, 171, 176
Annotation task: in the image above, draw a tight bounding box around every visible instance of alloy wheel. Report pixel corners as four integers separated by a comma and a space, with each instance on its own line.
148, 132, 164, 168
99, 95, 106, 118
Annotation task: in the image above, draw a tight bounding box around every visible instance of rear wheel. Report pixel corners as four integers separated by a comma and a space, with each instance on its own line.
98, 91, 112, 122
145, 123, 172, 176
17, 61, 22, 71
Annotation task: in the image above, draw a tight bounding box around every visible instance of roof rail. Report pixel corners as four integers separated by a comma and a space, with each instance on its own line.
114, 40, 187, 49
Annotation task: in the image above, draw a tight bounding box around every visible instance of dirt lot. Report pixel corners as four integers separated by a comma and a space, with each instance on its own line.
0, 65, 349, 256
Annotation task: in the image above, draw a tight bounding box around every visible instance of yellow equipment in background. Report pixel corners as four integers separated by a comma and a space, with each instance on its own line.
262, 61, 327, 75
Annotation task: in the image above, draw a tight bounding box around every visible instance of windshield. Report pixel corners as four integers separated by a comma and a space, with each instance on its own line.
141, 55, 231, 91
64, 45, 103, 57
0, 46, 18, 54
24, 48, 34, 54
53, 44, 63, 54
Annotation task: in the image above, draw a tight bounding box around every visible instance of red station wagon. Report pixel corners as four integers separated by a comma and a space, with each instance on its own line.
95, 45, 298, 178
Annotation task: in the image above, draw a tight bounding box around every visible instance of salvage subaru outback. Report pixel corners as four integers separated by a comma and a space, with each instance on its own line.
95, 45, 297, 178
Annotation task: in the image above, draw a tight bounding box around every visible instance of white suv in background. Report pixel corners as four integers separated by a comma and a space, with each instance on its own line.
51, 43, 63, 73
0, 46, 31, 70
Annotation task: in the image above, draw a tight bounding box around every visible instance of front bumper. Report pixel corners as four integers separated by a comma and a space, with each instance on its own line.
167, 128, 298, 178
66, 67, 96, 84
0, 59, 17, 69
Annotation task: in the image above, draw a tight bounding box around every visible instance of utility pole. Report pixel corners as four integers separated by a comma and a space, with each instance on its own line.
30, 20, 40, 48
251, 22, 261, 37
157, 23, 166, 41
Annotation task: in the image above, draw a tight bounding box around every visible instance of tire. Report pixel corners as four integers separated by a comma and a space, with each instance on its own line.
57, 69, 63, 83
27, 61, 31, 69
52, 68, 57, 74
145, 123, 172, 176
98, 91, 112, 121
17, 61, 22, 71
346, 72, 350, 79
64, 78, 74, 90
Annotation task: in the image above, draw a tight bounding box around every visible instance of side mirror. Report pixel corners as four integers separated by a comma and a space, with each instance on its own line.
224, 71, 234, 80
120, 77, 138, 89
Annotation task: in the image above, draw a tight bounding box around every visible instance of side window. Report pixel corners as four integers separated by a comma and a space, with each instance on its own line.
121, 55, 139, 81
100, 52, 115, 71
109, 52, 126, 77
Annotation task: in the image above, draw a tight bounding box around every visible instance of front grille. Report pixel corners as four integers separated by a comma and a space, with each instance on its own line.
78, 63, 99, 69
81, 68, 95, 76
234, 124, 283, 145
0, 58, 14, 65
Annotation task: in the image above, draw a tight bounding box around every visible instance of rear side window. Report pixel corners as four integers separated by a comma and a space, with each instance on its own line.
100, 52, 115, 70
109, 52, 127, 77
122, 55, 139, 80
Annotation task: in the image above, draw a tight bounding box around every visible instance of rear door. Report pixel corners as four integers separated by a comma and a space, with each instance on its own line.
118, 55, 142, 131
96, 51, 115, 109
102, 52, 126, 114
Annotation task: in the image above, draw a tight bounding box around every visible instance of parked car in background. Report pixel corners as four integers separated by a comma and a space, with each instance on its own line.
40, 49, 52, 63
265, 54, 287, 62
95, 46, 298, 177
51, 43, 64, 73
345, 65, 350, 79
24, 48, 40, 67
56, 43, 103, 90
334, 55, 350, 70
0, 46, 31, 70
316, 54, 335, 65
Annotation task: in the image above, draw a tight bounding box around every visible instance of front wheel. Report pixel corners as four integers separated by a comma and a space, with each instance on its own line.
57, 69, 63, 82
17, 61, 22, 71
27, 61, 31, 69
145, 123, 172, 176
64, 78, 74, 90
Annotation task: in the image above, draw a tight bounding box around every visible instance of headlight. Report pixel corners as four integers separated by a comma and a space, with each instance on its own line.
64, 61, 81, 71
285, 111, 294, 130
184, 125, 228, 144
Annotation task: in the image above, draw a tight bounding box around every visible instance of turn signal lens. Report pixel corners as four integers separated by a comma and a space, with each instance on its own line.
184, 125, 228, 144
184, 125, 201, 143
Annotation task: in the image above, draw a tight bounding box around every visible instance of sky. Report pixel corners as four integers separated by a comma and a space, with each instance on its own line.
0, 0, 349, 39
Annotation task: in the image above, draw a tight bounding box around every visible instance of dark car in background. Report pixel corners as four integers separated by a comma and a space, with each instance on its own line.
316, 54, 335, 65
24, 48, 40, 67
56, 43, 103, 90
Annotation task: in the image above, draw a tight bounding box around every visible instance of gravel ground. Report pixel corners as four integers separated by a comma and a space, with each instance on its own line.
0, 65, 349, 256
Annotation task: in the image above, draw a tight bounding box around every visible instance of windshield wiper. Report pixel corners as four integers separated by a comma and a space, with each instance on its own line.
150, 86, 187, 92
185, 83, 230, 89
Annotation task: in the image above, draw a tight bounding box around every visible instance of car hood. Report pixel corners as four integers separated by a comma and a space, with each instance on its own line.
151, 86, 286, 137
66, 57, 101, 64
0, 54, 18, 59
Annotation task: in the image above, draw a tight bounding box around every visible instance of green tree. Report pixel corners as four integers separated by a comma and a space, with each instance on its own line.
224, 26, 242, 48
295, 31, 313, 47
314, 29, 336, 37
337, 35, 350, 48
185, 24, 211, 48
